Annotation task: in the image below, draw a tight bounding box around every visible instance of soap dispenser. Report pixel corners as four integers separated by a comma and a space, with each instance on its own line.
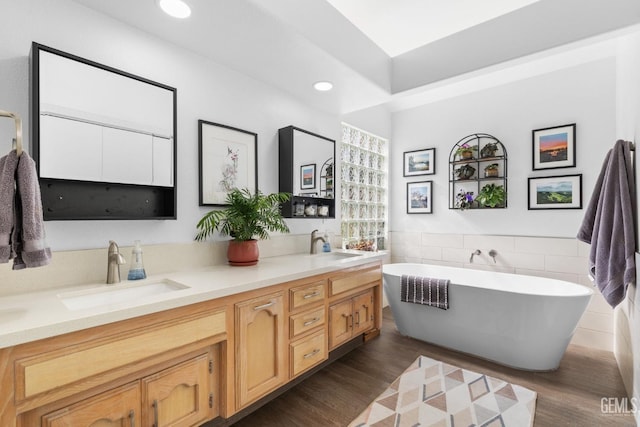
322, 231, 331, 252
127, 240, 147, 280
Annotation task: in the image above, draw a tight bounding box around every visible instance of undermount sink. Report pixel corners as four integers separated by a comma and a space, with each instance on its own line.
311, 252, 363, 260
59, 279, 189, 311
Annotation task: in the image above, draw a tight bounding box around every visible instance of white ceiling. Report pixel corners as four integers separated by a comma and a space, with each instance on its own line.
325, 0, 541, 57
70, 0, 640, 115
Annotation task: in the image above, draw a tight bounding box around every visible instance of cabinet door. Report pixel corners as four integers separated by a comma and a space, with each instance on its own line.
42, 381, 140, 427
329, 299, 353, 350
39, 115, 103, 182
353, 290, 374, 336
152, 136, 173, 187
142, 353, 211, 427
235, 292, 286, 409
102, 127, 153, 185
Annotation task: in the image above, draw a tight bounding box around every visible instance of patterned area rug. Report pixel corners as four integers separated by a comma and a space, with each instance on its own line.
349, 355, 537, 427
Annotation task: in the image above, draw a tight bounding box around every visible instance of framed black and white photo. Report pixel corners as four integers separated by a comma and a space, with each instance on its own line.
407, 181, 433, 214
404, 148, 436, 176
198, 120, 257, 206
528, 174, 582, 210
532, 123, 576, 170
300, 163, 316, 190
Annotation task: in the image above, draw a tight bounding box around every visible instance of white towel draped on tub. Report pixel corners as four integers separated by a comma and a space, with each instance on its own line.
0, 149, 51, 269
400, 274, 449, 310
577, 139, 635, 308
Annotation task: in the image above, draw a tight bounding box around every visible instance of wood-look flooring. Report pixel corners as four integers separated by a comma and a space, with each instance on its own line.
230, 307, 635, 427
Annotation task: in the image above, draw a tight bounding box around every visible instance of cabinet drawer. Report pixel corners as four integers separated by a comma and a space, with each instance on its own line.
290, 331, 327, 378
289, 306, 325, 339
290, 280, 326, 311
329, 265, 381, 296
16, 309, 226, 401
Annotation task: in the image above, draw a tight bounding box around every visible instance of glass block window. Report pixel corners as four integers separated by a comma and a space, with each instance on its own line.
340, 123, 388, 251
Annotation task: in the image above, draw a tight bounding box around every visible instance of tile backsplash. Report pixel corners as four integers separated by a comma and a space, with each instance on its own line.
0, 234, 312, 298
389, 231, 613, 352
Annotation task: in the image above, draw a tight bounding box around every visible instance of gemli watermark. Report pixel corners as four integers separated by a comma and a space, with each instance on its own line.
601, 397, 638, 416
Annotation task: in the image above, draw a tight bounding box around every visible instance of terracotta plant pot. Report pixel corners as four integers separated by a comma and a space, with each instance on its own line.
485, 169, 499, 177
227, 239, 259, 266
460, 150, 473, 160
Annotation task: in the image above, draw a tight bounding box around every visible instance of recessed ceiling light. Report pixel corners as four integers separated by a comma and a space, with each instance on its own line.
158, 0, 191, 19
313, 81, 333, 92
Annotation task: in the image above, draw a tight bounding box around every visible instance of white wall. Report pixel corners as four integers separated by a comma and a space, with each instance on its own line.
615, 29, 640, 423
390, 57, 616, 237
0, 0, 342, 251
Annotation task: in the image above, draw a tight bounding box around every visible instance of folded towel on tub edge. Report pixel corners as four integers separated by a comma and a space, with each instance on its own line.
400, 274, 449, 310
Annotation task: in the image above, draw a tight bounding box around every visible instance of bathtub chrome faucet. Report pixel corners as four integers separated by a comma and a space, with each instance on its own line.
470, 249, 481, 263
107, 240, 126, 284
310, 229, 326, 254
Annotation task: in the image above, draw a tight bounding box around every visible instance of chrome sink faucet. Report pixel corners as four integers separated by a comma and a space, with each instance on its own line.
470, 249, 481, 263
310, 229, 326, 254
107, 240, 126, 284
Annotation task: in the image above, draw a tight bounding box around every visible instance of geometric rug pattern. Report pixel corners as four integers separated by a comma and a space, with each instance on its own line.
349, 355, 537, 427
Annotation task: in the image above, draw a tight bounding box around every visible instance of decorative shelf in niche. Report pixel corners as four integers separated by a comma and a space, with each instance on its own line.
448, 133, 507, 210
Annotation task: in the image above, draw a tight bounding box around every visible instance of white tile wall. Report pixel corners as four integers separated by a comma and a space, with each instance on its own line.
390, 231, 614, 352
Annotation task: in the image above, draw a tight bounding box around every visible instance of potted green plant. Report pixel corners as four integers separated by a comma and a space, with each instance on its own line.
484, 163, 500, 178
195, 188, 291, 266
480, 142, 499, 158
454, 164, 476, 180
454, 143, 478, 160
475, 183, 506, 208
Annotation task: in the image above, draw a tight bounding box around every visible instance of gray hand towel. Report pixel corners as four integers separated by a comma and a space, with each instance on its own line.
0, 150, 18, 263
577, 140, 635, 307
0, 149, 51, 269
13, 151, 51, 269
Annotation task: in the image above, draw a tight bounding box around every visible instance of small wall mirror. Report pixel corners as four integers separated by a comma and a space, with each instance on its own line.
31, 43, 177, 220
278, 126, 335, 218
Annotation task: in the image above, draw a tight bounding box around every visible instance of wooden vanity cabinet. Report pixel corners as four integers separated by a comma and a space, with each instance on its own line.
235, 292, 286, 410
328, 262, 382, 350
41, 350, 216, 427
2, 260, 383, 427
329, 289, 374, 350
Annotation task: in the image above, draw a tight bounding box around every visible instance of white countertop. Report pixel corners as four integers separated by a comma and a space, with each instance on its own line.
0, 250, 386, 349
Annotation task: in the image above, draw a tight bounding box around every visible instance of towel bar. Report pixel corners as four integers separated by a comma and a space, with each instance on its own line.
0, 110, 23, 156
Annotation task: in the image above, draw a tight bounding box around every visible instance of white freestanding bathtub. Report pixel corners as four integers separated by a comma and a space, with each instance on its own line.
383, 263, 593, 371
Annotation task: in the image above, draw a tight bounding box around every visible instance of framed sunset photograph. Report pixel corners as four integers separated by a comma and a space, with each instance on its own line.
528, 174, 582, 210
532, 123, 576, 170
300, 163, 316, 190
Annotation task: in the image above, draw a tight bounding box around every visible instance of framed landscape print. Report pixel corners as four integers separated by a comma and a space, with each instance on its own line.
532, 123, 576, 170
528, 174, 582, 210
300, 163, 316, 190
198, 120, 257, 206
407, 181, 433, 214
404, 148, 435, 176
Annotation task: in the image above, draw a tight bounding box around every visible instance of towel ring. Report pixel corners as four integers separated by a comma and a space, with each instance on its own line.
0, 109, 23, 156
